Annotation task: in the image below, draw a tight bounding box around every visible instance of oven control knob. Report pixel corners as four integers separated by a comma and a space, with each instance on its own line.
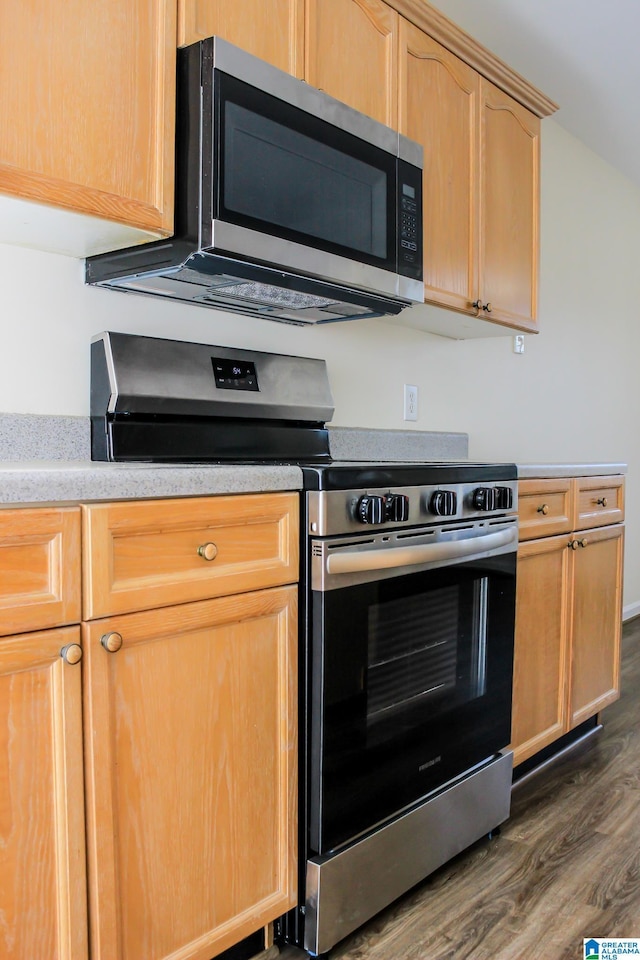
473, 487, 497, 511
429, 490, 457, 517
385, 494, 410, 522
495, 486, 514, 510
357, 494, 385, 524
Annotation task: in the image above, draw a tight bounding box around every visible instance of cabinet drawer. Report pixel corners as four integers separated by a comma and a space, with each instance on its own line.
0, 507, 81, 636
82, 492, 299, 619
574, 476, 624, 529
517, 479, 573, 541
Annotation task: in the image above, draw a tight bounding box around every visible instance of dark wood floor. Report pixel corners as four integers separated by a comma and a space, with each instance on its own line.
293, 618, 640, 960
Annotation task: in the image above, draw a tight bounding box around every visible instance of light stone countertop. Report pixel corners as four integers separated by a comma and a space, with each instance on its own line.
0, 415, 471, 505
517, 463, 627, 479
0, 413, 627, 504
0, 461, 302, 505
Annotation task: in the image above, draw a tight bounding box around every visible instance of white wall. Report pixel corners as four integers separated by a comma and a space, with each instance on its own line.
1, 120, 639, 609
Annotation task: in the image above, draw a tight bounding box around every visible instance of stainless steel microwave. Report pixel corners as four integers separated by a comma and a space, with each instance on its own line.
86, 37, 424, 325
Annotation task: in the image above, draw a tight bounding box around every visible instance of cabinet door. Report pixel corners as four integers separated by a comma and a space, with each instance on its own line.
0, 627, 87, 960
0, 0, 176, 252
511, 535, 571, 766
178, 0, 304, 76
83, 587, 297, 960
480, 79, 540, 332
305, 0, 398, 127
570, 524, 624, 727
399, 20, 479, 314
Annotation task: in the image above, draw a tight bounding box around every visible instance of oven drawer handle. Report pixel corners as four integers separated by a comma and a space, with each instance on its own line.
326, 526, 517, 575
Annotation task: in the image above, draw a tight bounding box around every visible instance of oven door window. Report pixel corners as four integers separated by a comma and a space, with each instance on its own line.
309, 553, 515, 855
215, 72, 397, 270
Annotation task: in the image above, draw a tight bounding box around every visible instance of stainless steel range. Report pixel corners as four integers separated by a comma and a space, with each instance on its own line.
91, 332, 517, 959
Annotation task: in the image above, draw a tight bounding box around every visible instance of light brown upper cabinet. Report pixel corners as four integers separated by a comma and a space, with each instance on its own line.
178, 0, 305, 76
179, 0, 398, 124
399, 22, 540, 333
0, 0, 176, 256
480, 80, 540, 332
398, 23, 478, 315
305, 0, 399, 128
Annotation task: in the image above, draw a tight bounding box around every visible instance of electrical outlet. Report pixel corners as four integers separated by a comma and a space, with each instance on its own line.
513, 335, 525, 354
404, 384, 418, 421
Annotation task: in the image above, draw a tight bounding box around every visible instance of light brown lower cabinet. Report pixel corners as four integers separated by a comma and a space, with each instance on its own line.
82, 585, 298, 960
511, 476, 624, 767
511, 534, 570, 764
1, 492, 299, 960
569, 524, 624, 727
0, 626, 88, 960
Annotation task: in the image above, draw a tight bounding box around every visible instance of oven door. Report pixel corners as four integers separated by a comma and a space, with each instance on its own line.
308, 524, 516, 855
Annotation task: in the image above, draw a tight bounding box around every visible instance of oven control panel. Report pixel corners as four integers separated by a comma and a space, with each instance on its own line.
308, 480, 518, 537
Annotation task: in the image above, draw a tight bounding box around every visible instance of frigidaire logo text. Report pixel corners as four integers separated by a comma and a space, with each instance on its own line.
419, 756, 442, 772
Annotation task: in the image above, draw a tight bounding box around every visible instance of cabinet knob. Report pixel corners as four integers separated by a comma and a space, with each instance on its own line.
596, 497, 608, 507
537, 503, 550, 515
483, 302, 492, 314
197, 542, 218, 561
472, 299, 483, 312
61, 643, 82, 664
580, 538, 589, 548
101, 631, 123, 653
569, 539, 579, 550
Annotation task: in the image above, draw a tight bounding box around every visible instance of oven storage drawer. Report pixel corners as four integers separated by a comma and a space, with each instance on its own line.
304, 750, 513, 956
81, 492, 298, 618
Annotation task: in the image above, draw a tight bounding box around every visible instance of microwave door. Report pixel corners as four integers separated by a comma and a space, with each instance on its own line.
212, 71, 417, 300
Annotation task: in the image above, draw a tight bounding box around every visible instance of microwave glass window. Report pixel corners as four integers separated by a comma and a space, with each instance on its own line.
224, 103, 387, 258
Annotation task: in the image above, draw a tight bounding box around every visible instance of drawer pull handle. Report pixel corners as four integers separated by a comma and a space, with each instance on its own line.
198, 542, 218, 561
596, 497, 608, 507
101, 632, 123, 653
472, 299, 492, 314
61, 643, 82, 664
537, 503, 550, 515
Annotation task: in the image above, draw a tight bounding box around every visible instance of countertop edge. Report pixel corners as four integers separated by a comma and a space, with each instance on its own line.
0, 462, 303, 505
517, 463, 627, 479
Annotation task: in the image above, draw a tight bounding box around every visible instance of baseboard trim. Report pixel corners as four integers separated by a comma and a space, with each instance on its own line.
623, 601, 640, 622
512, 724, 603, 791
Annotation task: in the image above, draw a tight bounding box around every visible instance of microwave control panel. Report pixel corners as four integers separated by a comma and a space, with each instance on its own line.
397, 159, 423, 279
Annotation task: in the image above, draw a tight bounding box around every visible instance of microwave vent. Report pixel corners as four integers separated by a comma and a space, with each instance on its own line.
209, 280, 338, 310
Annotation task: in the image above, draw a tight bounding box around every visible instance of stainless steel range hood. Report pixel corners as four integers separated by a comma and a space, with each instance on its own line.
85, 37, 424, 325
85, 246, 411, 325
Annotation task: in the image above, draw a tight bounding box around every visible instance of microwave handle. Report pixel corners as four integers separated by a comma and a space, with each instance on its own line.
325, 526, 516, 576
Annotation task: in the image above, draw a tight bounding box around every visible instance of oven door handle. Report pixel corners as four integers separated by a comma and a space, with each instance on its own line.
325, 526, 517, 575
